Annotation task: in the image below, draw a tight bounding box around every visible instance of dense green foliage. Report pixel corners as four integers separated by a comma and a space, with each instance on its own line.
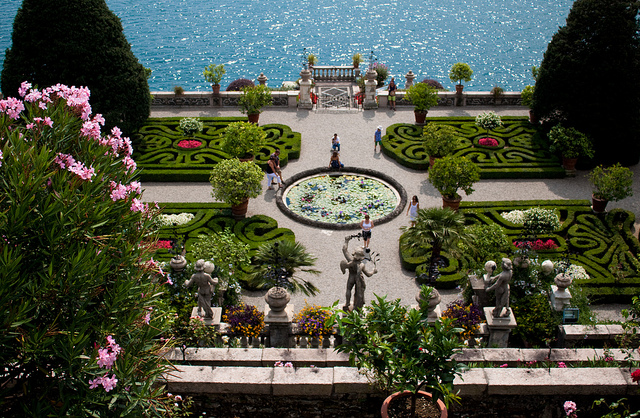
588, 164, 634, 201
428, 155, 481, 199
1, 0, 151, 135
405, 82, 438, 112
532, 0, 640, 165
422, 123, 459, 158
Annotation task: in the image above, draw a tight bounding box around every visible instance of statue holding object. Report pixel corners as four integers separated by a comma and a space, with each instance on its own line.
340, 234, 379, 311
485, 258, 512, 318
184, 259, 219, 319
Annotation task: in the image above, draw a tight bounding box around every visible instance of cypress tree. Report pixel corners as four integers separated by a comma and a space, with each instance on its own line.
532, 0, 640, 165
1, 0, 150, 135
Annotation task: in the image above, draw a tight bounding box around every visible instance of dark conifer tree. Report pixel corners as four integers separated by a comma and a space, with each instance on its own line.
1, 0, 150, 135
532, 0, 640, 165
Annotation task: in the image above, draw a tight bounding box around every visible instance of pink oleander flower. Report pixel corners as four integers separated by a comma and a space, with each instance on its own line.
130, 198, 146, 213
500, 363, 508, 368
0, 150, 3, 167
564, 400, 577, 417
284, 362, 293, 368
558, 362, 567, 368
88, 376, 103, 389
18, 81, 32, 97
144, 311, 151, 325
101, 374, 118, 392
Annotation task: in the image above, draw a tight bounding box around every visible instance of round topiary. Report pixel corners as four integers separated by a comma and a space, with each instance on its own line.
421, 78, 444, 90
226, 78, 255, 92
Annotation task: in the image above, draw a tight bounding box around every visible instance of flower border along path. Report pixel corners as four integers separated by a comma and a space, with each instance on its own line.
382, 117, 565, 178
400, 200, 640, 302
132, 117, 301, 182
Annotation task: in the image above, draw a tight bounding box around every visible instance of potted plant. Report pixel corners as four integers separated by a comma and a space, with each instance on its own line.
422, 123, 459, 166
294, 303, 333, 346
474, 112, 503, 144
352, 53, 363, 69
221, 121, 266, 160
238, 85, 272, 124
448, 62, 473, 94
332, 295, 466, 418
428, 155, 481, 210
178, 117, 203, 137
490, 85, 504, 104
222, 303, 265, 345
209, 158, 264, 219
521, 66, 539, 123
547, 124, 595, 171
202, 63, 226, 94
307, 53, 318, 67
371, 62, 389, 87
406, 83, 439, 125
588, 163, 634, 213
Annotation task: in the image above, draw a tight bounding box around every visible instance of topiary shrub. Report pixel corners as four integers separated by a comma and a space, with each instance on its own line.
226, 78, 255, 91
422, 78, 445, 90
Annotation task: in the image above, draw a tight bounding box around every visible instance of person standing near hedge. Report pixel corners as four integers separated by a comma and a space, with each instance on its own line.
270, 147, 284, 184
406, 195, 419, 227
266, 154, 282, 190
374, 126, 383, 152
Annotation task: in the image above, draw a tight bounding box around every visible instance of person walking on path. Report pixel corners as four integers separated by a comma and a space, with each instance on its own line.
360, 214, 373, 251
266, 154, 282, 190
406, 195, 419, 227
374, 126, 382, 152
331, 133, 341, 152
270, 147, 284, 184
388, 77, 397, 111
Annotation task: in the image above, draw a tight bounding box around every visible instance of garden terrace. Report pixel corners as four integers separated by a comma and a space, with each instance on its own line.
382, 117, 565, 178
400, 200, 640, 302
132, 117, 301, 181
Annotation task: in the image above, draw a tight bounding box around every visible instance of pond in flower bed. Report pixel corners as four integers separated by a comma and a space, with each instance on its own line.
283, 173, 400, 224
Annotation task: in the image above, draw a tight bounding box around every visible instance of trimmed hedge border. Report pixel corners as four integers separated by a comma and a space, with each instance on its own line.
132, 117, 301, 182
275, 167, 408, 230
382, 117, 565, 179
400, 200, 640, 302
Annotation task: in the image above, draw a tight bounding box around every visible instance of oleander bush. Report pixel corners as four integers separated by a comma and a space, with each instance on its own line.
381, 117, 564, 178
131, 118, 301, 181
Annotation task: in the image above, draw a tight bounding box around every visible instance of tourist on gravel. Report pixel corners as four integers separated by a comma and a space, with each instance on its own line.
360, 214, 373, 251
331, 133, 341, 152
266, 154, 282, 190
270, 147, 284, 184
388, 77, 397, 110
374, 126, 383, 152
406, 195, 419, 227
329, 151, 344, 170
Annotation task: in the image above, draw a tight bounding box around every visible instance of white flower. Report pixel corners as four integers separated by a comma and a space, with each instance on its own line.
157, 212, 195, 227
565, 264, 590, 281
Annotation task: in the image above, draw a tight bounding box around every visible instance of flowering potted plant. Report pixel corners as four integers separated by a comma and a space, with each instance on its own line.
222, 303, 265, 342
209, 158, 264, 219
428, 155, 481, 210
178, 117, 203, 136
238, 85, 272, 124
490, 85, 504, 104
294, 304, 333, 345
422, 123, 459, 165
331, 295, 465, 418
547, 124, 594, 170
588, 163, 634, 212
352, 53, 364, 68
406, 83, 438, 125
371, 62, 389, 87
202, 63, 226, 94
221, 121, 266, 160
448, 62, 473, 94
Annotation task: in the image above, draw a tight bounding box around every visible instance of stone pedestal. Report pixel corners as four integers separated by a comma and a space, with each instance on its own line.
550, 285, 572, 311
484, 307, 517, 348
405, 70, 416, 90
363, 68, 378, 110
469, 274, 489, 309
264, 303, 294, 348
191, 307, 222, 326
257, 72, 268, 86
298, 69, 313, 110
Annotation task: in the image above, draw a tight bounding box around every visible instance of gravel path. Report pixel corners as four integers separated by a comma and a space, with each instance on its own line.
142, 105, 640, 322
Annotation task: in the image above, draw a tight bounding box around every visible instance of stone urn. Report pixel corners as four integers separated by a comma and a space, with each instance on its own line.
169, 255, 187, 272
554, 273, 573, 292
265, 286, 291, 317
513, 255, 530, 269
416, 287, 441, 321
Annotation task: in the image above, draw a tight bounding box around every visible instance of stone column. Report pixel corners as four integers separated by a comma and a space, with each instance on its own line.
405, 70, 416, 90
298, 68, 313, 110
264, 287, 294, 347
363, 68, 378, 110
257, 73, 268, 86
468, 274, 489, 309
550, 273, 573, 311
483, 307, 517, 348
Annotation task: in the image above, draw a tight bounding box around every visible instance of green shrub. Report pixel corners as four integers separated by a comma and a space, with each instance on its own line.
209, 159, 264, 206
511, 293, 560, 347
522, 207, 561, 235
459, 224, 511, 268
588, 163, 634, 202
548, 124, 595, 159
222, 121, 267, 158
422, 124, 459, 158
428, 155, 481, 199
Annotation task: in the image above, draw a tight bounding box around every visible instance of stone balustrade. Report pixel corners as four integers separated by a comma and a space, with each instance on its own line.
311, 65, 360, 82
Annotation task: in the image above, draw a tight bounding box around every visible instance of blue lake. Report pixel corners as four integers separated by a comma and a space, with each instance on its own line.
0, 0, 571, 92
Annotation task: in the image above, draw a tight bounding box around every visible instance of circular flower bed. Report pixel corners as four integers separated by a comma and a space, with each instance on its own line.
176, 139, 203, 149
475, 137, 503, 149
283, 174, 399, 224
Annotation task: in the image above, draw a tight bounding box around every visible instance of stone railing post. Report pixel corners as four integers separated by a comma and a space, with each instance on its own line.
363, 68, 378, 110
298, 68, 313, 110
257, 73, 268, 86
264, 287, 294, 347
405, 70, 416, 90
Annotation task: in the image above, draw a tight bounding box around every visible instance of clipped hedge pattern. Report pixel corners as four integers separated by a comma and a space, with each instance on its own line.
132, 117, 301, 181
382, 117, 565, 178
400, 200, 640, 302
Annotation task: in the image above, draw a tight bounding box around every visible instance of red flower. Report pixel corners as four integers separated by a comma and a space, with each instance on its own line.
177, 139, 202, 149
631, 369, 640, 382
478, 137, 499, 147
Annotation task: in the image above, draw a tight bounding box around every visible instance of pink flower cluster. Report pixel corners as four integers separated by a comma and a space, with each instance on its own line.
563, 400, 577, 417
274, 361, 293, 368
155, 240, 172, 249
513, 239, 558, 250
0, 96, 26, 119
0, 150, 3, 167
177, 139, 202, 149
89, 374, 118, 392
54, 153, 95, 181
109, 181, 142, 202
478, 137, 499, 147
89, 336, 122, 392
26, 116, 53, 130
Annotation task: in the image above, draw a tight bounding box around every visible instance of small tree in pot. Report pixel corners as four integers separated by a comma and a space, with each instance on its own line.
429, 155, 480, 210
588, 163, 633, 213
238, 85, 272, 124
203, 63, 225, 94
448, 62, 473, 94
209, 158, 264, 219
422, 123, 459, 166
221, 121, 267, 159
547, 124, 594, 170
406, 83, 439, 125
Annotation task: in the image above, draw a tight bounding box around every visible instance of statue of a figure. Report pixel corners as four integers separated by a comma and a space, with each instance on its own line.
184, 259, 219, 319
485, 258, 512, 318
340, 235, 379, 311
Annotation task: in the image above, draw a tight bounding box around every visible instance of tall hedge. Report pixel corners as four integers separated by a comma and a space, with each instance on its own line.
532, 0, 640, 165
1, 0, 150, 135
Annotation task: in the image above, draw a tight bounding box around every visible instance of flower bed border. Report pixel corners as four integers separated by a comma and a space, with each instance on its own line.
276, 167, 408, 230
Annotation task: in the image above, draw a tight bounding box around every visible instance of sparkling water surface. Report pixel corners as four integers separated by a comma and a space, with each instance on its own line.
0, 0, 571, 92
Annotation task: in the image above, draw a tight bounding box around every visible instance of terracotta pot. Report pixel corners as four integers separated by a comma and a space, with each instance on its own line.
442, 196, 461, 211
429, 155, 437, 168
212, 84, 221, 95
455, 84, 464, 94
381, 390, 447, 418
238, 154, 255, 163
231, 198, 249, 220
247, 113, 260, 124
592, 195, 609, 213
414, 110, 428, 125
562, 156, 578, 171
528, 109, 538, 125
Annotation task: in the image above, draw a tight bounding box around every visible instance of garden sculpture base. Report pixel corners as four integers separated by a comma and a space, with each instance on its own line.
264, 303, 294, 348
191, 307, 222, 326
550, 285, 572, 312
484, 307, 517, 348
469, 274, 489, 309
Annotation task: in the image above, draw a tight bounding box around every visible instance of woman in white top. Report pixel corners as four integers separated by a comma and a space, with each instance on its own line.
406, 195, 419, 227
360, 214, 373, 250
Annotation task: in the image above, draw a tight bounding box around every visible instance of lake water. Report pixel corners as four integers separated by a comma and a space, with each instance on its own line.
0, 0, 572, 92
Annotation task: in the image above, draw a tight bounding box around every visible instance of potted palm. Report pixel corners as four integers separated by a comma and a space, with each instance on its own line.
203, 63, 226, 94
307, 53, 318, 67
332, 295, 465, 418
520, 85, 536, 123
428, 155, 480, 211
209, 158, 264, 219
238, 85, 272, 124
588, 164, 634, 213
448, 62, 473, 94
405, 83, 439, 125
221, 121, 267, 160
352, 53, 364, 69
422, 124, 459, 166
547, 124, 595, 171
